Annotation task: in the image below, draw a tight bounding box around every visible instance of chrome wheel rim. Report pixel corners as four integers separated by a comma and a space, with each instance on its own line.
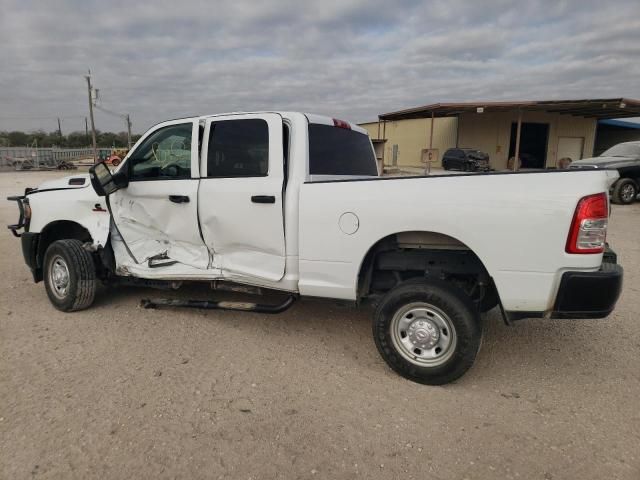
621, 184, 636, 202
391, 302, 457, 367
49, 255, 70, 299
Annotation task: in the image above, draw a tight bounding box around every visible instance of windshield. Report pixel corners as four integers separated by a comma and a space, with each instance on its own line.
308, 124, 378, 176
601, 143, 640, 157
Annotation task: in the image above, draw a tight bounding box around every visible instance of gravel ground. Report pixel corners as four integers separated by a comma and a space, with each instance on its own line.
1, 171, 639, 480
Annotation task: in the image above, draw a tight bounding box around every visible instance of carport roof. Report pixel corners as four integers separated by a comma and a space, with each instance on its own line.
378, 98, 640, 121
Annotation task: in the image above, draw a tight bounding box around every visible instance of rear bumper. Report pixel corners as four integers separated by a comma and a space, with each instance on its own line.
505, 249, 623, 322
551, 262, 623, 319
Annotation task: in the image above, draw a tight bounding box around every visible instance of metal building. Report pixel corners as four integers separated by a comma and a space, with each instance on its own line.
360, 98, 640, 170
594, 118, 640, 156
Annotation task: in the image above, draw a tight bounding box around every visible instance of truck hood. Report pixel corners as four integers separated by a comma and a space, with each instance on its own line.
571, 156, 639, 169
33, 173, 91, 193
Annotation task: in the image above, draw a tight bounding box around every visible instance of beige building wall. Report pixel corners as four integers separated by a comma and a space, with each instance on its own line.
360, 117, 458, 167
458, 112, 596, 169
361, 111, 596, 170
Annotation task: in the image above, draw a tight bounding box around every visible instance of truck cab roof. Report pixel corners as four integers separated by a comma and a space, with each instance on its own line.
160, 112, 368, 136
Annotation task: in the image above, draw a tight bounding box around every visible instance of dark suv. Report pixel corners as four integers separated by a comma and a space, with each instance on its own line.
442, 148, 490, 172
571, 141, 640, 205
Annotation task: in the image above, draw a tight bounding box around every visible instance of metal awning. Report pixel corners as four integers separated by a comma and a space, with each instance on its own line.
599, 118, 640, 129
379, 98, 640, 121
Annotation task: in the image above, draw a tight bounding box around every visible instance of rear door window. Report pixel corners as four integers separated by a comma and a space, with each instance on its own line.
308, 124, 377, 176
207, 119, 269, 177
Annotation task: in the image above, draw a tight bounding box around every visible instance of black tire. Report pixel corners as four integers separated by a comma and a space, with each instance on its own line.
43, 239, 97, 312
373, 279, 482, 385
442, 160, 449, 170
611, 178, 638, 205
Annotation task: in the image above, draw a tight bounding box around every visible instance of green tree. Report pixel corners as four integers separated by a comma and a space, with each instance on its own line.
8, 131, 29, 146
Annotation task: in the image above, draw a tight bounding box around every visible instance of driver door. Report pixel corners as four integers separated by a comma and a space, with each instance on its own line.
109, 119, 210, 269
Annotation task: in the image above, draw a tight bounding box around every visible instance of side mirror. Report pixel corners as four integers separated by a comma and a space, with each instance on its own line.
89, 161, 128, 197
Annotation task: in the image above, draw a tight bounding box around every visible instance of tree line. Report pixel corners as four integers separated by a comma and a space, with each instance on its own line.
0, 130, 142, 149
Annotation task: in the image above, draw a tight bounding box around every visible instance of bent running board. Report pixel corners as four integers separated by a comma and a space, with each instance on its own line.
140, 295, 296, 314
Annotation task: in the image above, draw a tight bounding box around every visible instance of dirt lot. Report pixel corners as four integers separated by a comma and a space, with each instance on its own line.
1, 171, 639, 480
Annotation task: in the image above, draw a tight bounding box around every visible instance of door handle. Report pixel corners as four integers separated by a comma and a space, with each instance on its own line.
169, 195, 190, 204
251, 195, 276, 204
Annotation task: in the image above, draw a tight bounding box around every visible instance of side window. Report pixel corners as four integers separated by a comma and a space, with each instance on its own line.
128, 124, 192, 180
207, 119, 268, 177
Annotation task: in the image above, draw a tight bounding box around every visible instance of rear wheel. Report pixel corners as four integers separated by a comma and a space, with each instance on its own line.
373, 279, 482, 385
44, 239, 97, 312
611, 178, 638, 205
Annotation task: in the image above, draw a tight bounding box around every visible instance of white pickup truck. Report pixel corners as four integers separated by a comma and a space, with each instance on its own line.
8, 112, 624, 384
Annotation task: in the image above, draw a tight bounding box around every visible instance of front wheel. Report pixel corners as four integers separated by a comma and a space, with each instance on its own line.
373, 279, 482, 385
44, 239, 97, 312
611, 178, 638, 205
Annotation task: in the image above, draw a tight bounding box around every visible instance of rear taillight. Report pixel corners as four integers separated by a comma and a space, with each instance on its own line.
565, 193, 608, 254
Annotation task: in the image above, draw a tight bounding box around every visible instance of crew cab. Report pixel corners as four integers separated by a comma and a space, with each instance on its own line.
7, 112, 624, 385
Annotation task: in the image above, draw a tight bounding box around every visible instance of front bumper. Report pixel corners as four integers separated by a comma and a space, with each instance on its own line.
551, 261, 623, 319
7, 194, 30, 237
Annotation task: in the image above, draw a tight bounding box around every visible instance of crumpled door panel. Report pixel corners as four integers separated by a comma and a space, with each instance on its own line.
110, 179, 209, 270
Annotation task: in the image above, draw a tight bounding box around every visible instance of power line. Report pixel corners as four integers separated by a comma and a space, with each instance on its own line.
92, 90, 133, 148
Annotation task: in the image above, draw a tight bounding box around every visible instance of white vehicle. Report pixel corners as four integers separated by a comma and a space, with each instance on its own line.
8, 112, 624, 384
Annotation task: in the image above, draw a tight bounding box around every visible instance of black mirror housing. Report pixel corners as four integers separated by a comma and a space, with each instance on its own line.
89, 162, 126, 197
112, 169, 129, 189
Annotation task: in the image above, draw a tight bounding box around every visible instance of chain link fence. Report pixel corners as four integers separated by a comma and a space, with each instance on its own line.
0, 147, 112, 170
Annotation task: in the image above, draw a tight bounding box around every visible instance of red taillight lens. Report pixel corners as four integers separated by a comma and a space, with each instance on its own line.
332, 118, 351, 129
565, 193, 608, 254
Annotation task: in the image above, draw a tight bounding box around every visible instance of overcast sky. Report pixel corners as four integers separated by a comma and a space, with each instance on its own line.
1, 0, 639, 133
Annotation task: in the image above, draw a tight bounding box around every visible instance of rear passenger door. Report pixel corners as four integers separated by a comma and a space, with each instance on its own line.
198, 114, 286, 282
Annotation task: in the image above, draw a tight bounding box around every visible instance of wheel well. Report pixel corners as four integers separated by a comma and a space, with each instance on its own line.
357, 231, 498, 308
35, 221, 93, 280
618, 176, 639, 187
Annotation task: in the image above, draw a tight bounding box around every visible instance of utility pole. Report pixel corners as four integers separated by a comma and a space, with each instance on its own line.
85, 70, 98, 163
85, 117, 89, 143
86, 73, 133, 151
126, 114, 132, 149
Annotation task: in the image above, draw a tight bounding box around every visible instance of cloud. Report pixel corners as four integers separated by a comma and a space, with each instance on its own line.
0, 0, 639, 133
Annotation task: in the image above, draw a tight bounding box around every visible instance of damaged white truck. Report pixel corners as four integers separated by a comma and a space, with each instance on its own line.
8, 112, 624, 384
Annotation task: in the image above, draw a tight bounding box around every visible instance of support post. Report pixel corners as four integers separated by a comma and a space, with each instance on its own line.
513, 109, 522, 172
382, 120, 387, 167
426, 111, 435, 175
